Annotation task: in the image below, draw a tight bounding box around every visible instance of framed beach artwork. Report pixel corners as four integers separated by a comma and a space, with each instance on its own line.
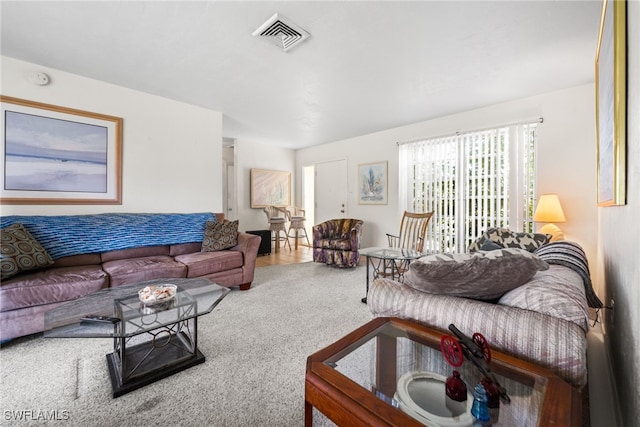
0, 96, 123, 204
595, 0, 626, 206
358, 161, 387, 205
250, 168, 291, 208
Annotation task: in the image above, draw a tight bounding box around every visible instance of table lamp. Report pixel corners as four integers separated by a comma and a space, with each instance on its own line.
533, 194, 566, 241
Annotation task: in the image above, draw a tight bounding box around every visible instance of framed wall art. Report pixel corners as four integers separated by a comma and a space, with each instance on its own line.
358, 161, 387, 205
250, 168, 291, 208
595, 0, 626, 206
0, 96, 123, 205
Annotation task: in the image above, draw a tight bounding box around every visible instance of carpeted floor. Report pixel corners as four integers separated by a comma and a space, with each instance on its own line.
0, 262, 373, 426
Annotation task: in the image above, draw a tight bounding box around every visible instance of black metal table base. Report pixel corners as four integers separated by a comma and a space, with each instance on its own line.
106, 346, 205, 398
362, 254, 414, 304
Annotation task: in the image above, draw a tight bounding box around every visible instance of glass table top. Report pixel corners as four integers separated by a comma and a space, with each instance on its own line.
359, 247, 424, 260
44, 278, 229, 338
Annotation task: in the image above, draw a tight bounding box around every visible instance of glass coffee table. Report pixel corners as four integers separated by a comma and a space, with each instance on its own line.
45, 278, 229, 397
305, 317, 581, 426
359, 247, 423, 303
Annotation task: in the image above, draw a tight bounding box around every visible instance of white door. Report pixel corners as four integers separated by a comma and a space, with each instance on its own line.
314, 159, 347, 224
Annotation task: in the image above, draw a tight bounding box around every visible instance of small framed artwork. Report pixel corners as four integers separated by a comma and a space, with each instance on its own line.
358, 161, 387, 205
595, 0, 626, 206
250, 168, 291, 208
0, 96, 123, 204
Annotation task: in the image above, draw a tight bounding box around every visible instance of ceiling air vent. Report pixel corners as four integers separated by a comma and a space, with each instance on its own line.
252, 13, 310, 52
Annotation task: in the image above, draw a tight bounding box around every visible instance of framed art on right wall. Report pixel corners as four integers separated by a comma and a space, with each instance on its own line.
358, 161, 388, 205
595, 0, 626, 206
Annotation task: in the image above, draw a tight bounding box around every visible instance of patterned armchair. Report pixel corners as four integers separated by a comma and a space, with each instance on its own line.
312, 218, 363, 268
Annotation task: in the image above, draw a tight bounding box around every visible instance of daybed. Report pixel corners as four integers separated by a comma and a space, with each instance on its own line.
367, 231, 602, 390
0, 212, 261, 341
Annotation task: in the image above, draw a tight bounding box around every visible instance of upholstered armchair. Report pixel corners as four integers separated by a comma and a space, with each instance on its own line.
312, 218, 363, 268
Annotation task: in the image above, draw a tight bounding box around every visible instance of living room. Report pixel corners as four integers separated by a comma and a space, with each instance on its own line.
1, 1, 638, 426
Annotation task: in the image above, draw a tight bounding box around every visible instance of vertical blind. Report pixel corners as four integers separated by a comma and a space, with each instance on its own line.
399, 120, 539, 253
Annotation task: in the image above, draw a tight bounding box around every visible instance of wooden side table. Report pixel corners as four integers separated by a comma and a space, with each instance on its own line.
305, 317, 581, 426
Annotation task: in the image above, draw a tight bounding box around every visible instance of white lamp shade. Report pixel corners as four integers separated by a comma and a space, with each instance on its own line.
533, 194, 566, 223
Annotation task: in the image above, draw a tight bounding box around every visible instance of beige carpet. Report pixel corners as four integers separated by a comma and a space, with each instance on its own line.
0, 262, 373, 426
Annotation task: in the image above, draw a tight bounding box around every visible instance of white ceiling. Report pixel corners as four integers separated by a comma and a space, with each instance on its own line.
1, 1, 603, 149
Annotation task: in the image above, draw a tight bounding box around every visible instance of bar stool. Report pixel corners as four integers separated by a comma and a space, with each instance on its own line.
263, 206, 291, 253
286, 206, 310, 250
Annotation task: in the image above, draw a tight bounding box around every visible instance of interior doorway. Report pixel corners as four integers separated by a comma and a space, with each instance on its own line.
222, 140, 236, 221
225, 163, 236, 220
302, 165, 315, 240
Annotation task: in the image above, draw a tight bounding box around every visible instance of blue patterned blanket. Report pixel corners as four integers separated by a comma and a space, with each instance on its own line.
534, 240, 603, 308
0, 212, 217, 259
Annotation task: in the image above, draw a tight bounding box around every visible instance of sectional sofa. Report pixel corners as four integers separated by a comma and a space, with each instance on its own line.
0, 212, 261, 341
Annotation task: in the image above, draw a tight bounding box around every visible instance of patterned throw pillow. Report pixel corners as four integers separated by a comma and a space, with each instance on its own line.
404, 248, 549, 301
468, 227, 550, 252
1, 223, 55, 280
201, 220, 239, 252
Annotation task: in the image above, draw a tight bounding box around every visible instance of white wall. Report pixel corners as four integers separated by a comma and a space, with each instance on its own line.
234, 139, 296, 232
296, 84, 600, 285
598, 2, 640, 425
0, 56, 223, 216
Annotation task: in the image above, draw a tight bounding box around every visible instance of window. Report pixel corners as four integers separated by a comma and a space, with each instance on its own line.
399, 121, 539, 253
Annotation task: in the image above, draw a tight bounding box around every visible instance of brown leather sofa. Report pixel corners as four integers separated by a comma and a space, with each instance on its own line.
0, 213, 261, 341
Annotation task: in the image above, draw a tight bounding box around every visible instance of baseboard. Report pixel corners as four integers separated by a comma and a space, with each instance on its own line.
586, 322, 622, 426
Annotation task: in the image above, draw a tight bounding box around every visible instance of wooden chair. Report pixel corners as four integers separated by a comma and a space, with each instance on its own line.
387, 211, 434, 252
384, 211, 433, 277
285, 206, 310, 249
263, 206, 291, 252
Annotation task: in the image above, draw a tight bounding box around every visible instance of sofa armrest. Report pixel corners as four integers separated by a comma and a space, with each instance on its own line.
230, 232, 261, 285
367, 278, 588, 389
312, 223, 328, 243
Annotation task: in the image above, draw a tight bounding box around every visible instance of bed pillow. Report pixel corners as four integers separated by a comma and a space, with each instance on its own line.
1, 223, 55, 280
404, 248, 549, 301
498, 265, 590, 331
201, 220, 239, 252
468, 227, 550, 252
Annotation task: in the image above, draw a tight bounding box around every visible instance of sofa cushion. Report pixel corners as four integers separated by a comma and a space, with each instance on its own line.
404, 248, 549, 301
1, 223, 54, 280
101, 245, 169, 263
314, 238, 352, 250
175, 250, 243, 278
468, 227, 550, 252
52, 253, 102, 268
202, 220, 239, 252
102, 255, 186, 287
170, 242, 202, 257
0, 265, 108, 312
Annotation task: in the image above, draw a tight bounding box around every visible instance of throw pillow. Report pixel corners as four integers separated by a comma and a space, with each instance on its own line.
201, 220, 239, 252
479, 240, 503, 251
404, 248, 549, 301
468, 227, 550, 252
1, 223, 54, 280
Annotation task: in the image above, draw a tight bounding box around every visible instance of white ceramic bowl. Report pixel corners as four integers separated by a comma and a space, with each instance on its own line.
394, 371, 474, 427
